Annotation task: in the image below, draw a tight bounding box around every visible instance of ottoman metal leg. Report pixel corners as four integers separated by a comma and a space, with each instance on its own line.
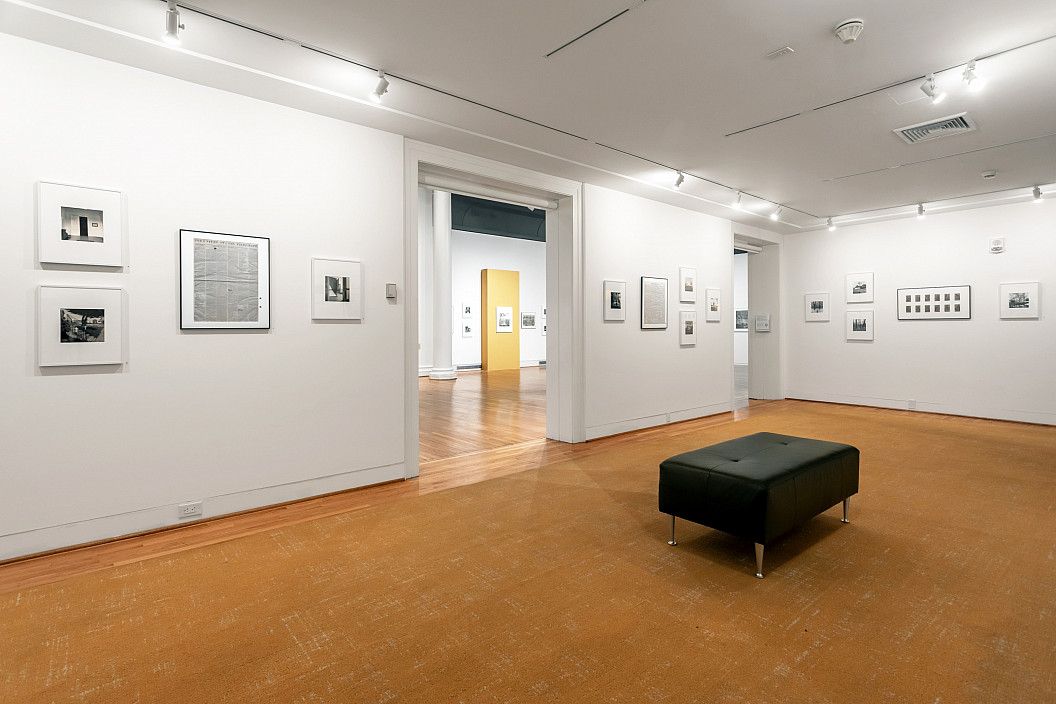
754, 543, 764, 579
842, 497, 850, 524
668, 515, 677, 546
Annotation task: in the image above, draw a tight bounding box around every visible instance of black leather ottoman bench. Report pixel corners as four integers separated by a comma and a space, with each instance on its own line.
659, 432, 859, 578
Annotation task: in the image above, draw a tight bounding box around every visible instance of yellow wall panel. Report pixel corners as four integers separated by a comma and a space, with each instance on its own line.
481, 269, 520, 370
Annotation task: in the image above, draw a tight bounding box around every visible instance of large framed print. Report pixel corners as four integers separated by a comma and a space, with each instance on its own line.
679, 267, 696, 303
846, 272, 874, 303
805, 292, 830, 321
311, 258, 362, 320
897, 285, 970, 320
679, 310, 696, 346
180, 230, 271, 329
641, 276, 668, 329
38, 285, 125, 366
999, 282, 1039, 319
37, 181, 125, 267
603, 280, 626, 321
705, 288, 721, 322
846, 310, 874, 340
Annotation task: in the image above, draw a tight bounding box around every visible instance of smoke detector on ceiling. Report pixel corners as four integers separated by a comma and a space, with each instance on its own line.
834, 19, 864, 44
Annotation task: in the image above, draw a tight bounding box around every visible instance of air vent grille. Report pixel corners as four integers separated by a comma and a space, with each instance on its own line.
895, 113, 976, 144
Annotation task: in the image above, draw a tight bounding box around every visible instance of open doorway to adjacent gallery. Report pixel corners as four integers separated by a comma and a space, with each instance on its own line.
417, 187, 549, 464
732, 243, 755, 410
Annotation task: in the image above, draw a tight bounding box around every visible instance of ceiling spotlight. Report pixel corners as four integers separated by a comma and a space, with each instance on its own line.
770, 206, 782, 221
827, 217, 836, 231
674, 171, 685, 189
917, 203, 926, 219
733, 192, 742, 209
834, 19, 864, 44
920, 74, 946, 104
370, 71, 390, 103
163, 1, 184, 46
1034, 186, 1043, 202
962, 60, 984, 92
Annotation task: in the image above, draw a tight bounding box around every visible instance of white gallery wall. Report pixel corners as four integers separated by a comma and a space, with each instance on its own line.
783, 199, 1055, 424
583, 184, 734, 439
0, 34, 407, 559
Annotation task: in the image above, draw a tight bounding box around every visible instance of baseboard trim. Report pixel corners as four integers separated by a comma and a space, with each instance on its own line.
784, 392, 1055, 426
585, 401, 731, 440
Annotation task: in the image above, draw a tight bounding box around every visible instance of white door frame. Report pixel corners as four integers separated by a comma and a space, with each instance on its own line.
403, 141, 585, 478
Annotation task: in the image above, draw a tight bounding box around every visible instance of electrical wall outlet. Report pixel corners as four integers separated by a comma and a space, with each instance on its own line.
177, 501, 203, 518
907, 399, 916, 411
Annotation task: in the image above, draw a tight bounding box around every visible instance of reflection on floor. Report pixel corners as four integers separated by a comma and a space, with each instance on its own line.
419, 367, 546, 464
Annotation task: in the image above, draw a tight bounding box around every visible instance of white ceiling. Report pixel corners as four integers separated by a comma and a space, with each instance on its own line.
4, 0, 1056, 232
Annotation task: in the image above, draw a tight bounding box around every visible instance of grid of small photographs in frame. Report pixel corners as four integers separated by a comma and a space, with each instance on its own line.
897, 285, 971, 320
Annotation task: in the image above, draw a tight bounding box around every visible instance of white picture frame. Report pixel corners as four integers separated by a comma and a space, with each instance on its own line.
705, 288, 721, 322
897, 286, 971, 320
603, 280, 626, 321
679, 310, 697, 346
38, 285, 125, 366
999, 282, 1039, 319
641, 276, 668, 329
462, 301, 475, 319
805, 292, 830, 321
755, 314, 771, 332
679, 267, 697, 303
180, 230, 271, 330
37, 181, 125, 267
496, 306, 513, 333
735, 309, 748, 330
461, 321, 475, 338
541, 319, 547, 336
521, 311, 537, 329
846, 272, 874, 303
311, 258, 363, 320
846, 310, 874, 340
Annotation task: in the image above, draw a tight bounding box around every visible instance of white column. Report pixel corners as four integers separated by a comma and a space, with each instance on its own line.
429, 190, 457, 380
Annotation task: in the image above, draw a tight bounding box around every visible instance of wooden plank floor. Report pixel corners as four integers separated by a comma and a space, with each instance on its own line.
0, 372, 778, 594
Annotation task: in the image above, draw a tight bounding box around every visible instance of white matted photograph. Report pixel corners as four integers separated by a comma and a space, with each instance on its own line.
755, 314, 771, 332
897, 285, 971, 320
641, 276, 668, 329
38, 285, 125, 366
180, 230, 271, 330
521, 311, 537, 329
705, 288, 721, 322
37, 181, 125, 267
461, 321, 475, 338
805, 292, 830, 321
846, 310, 874, 340
496, 306, 513, 333
603, 280, 626, 321
679, 310, 697, 346
679, 267, 696, 303
999, 282, 1039, 319
462, 301, 475, 319
311, 258, 363, 320
846, 272, 874, 303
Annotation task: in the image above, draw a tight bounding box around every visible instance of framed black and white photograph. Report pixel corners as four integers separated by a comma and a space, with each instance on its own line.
603, 280, 626, 321
37, 181, 125, 267
496, 306, 513, 333
846, 272, 874, 303
999, 282, 1039, 319
541, 319, 547, 336
846, 310, 874, 340
521, 311, 537, 329
705, 288, 721, 322
38, 285, 125, 366
679, 310, 697, 346
805, 292, 830, 321
755, 314, 771, 332
641, 276, 668, 329
462, 301, 475, 319
461, 321, 475, 338
679, 267, 696, 303
735, 309, 748, 330
180, 230, 271, 329
311, 258, 362, 320
896, 285, 971, 320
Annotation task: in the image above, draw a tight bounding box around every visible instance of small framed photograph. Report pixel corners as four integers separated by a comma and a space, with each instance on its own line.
180, 230, 271, 329
521, 311, 537, 329
999, 282, 1039, 319
735, 309, 748, 330
679, 311, 697, 346
846, 272, 874, 303
641, 276, 668, 329
846, 310, 874, 340
311, 258, 362, 320
805, 292, 830, 321
37, 181, 125, 267
38, 285, 125, 366
679, 267, 697, 303
461, 301, 475, 319
704, 288, 721, 322
461, 321, 475, 338
603, 280, 626, 321
541, 319, 547, 336
755, 314, 771, 332
897, 286, 970, 320
496, 306, 513, 333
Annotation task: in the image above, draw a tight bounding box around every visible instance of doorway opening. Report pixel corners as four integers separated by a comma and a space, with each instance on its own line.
733, 247, 750, 410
